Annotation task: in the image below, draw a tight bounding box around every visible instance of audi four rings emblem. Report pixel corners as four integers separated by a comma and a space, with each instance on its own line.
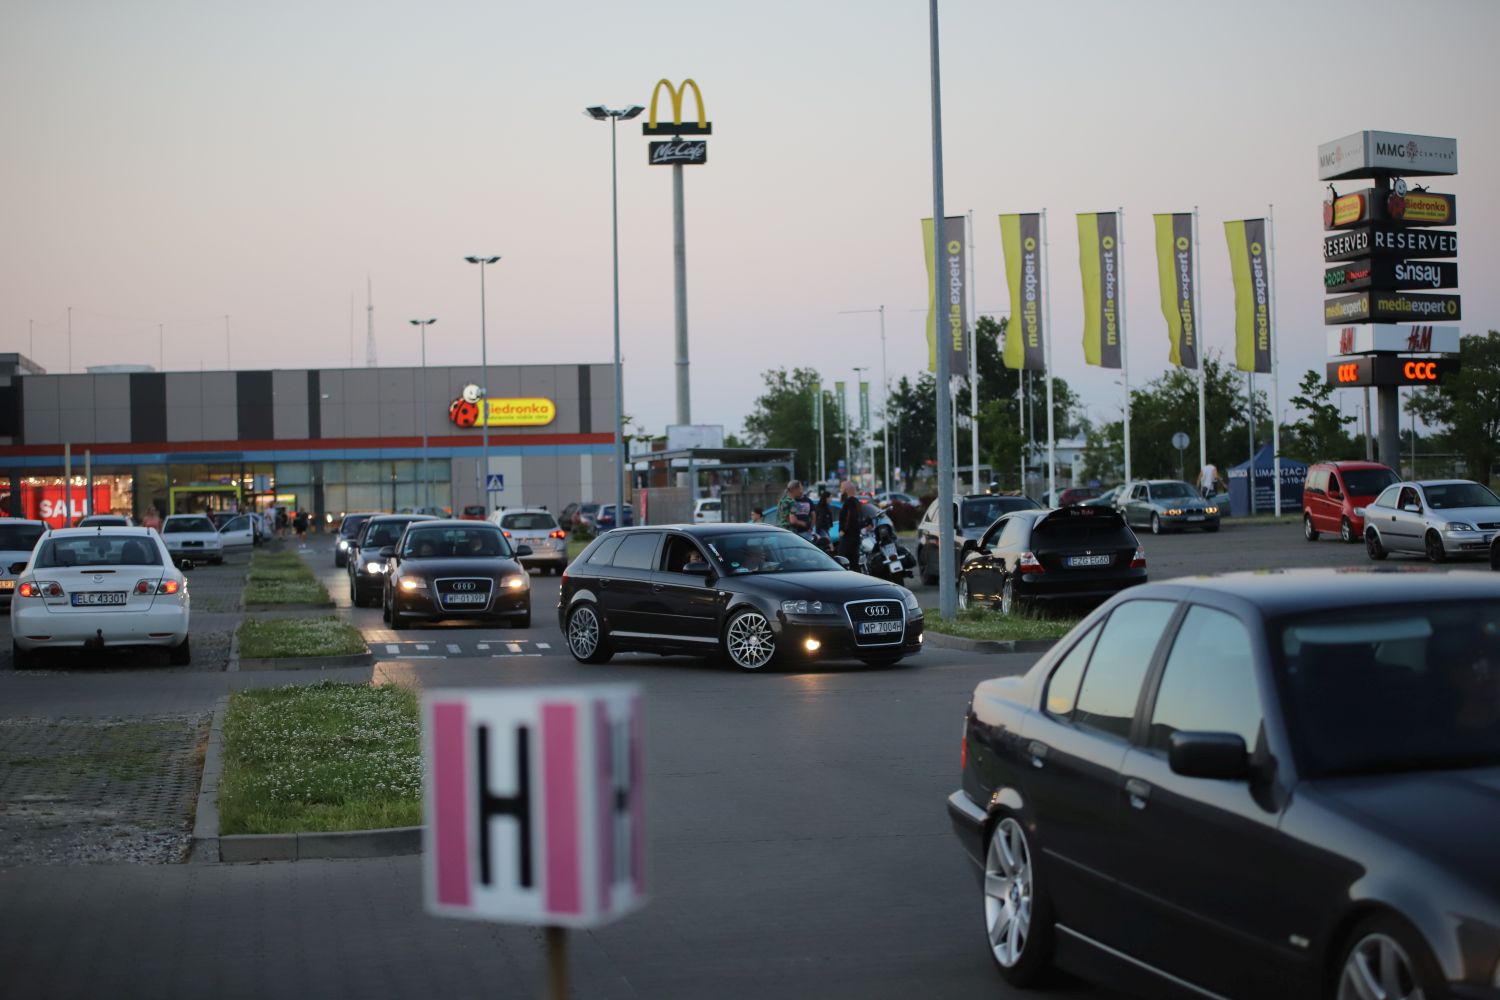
452, 581, 478, 591
866, 605, 891, 617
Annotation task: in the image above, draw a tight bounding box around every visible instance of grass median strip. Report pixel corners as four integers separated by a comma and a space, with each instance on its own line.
244, 549, 330, 605
218, 682, 420, 835
237, 616, 366, 659
923, 607, 1079, 643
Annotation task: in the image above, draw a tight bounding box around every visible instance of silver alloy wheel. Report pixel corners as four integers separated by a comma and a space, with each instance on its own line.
1341, 517, 1355, 543
1151, 513, 1162, 535
957, 576, 970, 611
1336, 932, 1424, 1000
1304, 514, 1317, 540
725, 610, 775, 670
568, 605, 600, 659
984, 818, 1033, 969
1001, 578, 1014, 616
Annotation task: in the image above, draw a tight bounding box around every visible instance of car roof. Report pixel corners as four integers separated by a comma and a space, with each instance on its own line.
404, 518, 500, 529
1130, 568, 1500, 618
368, 513, 436, 522
163, 512, 212, 518
607, 523, 782, 536
1413, 479, 1485, 488
2, 519, 48, 527
1314, 461, 1392, 471
495, 507, 553, 515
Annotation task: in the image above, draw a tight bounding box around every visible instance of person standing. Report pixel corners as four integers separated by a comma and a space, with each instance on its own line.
293, 509, 308, 547
837, 480, 862, 565
777, 480, 811, 533
1198, 463, 1220, 499
813, 489, 834, 535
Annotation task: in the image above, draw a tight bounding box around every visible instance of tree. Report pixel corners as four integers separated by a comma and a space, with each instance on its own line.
741, 367, 849, 483
1409, 331, 1500, 482
1282, 369, 1355, 461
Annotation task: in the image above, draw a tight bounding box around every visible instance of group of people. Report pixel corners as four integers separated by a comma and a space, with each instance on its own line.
765, 479, 866, 563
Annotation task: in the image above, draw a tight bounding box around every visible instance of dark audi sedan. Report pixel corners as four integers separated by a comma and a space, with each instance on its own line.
348, 514, 435, 607
958, 505, 1145, 615
380, 520, 531, 628
559, 524, 923, 670
948, 569, 1500, 1000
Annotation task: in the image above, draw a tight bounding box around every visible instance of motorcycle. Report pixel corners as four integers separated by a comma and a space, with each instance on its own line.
856, 503, 916, 583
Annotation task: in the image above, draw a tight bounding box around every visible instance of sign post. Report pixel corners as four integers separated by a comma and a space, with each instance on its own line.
1171, 431, 1190, 483
424, 685, 647, 998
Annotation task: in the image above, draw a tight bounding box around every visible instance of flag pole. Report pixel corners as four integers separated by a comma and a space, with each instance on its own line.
1192, 207, 1207, 483
1042, 208, 1056, 499
1118, 207, 1133, 485
1269, 204, 1282, 516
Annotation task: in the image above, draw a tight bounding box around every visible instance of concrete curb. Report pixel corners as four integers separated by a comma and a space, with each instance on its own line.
923, 631, 1058, 655
235, 650, 375, 671
226, 628, 240, 673
189, 695, 229, 863
218, 826, 422, 863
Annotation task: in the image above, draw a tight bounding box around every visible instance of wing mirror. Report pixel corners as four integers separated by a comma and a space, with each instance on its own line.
378, 546, 396, 560
8, 561, 26, 575
1401, 503, 1421, 514
514, 545, 533, 557
834, 555, 851, 569
1168, 732, 1250, 780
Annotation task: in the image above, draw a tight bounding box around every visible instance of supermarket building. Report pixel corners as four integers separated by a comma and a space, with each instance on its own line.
0, 354, 620, 526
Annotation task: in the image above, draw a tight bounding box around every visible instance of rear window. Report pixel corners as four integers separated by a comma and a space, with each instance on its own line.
36, 534, 162, 568
960, 496, 1038, 529
163, 517, 215, 533
0, 524, 45, 551
1032, 507, 1131, 544
500, 513, 558, 531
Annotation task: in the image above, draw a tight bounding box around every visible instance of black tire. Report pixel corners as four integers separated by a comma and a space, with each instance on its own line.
1365, 529, 1388, 561
1340, 517, 1356, 544
392, 607, 414, 630
210, 557, 223, 566
1303, 514, 1320, 542
957, 575, 971, 612
169, 635, 191, 666
1332, 913, 1443, 1000
983, 816, 1056, 987
382, 594, 391, 624
723, 608, 777, 672
919, 547, 937, 586
1150, 513, 1162, 535
11, 641, 35, 670
1424, 530, 1447, 563
565, 602, 613, 664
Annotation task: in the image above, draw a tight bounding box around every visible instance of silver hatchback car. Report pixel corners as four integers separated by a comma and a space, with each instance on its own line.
1360, 479, 1500, 562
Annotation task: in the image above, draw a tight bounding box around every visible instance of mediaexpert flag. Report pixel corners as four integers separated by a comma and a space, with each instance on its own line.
812, 382, 822, 431
999, 213, 1045, 370
858, 382, 870, 429
1224, 218, 1272, 374
923, 216, 969, 375
1077, 212, 1122, 369
1153, 213, 1199, 369
834, 381, 846, 428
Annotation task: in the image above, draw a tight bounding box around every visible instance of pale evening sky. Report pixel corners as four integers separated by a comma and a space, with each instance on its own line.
3, 0, 1496, 441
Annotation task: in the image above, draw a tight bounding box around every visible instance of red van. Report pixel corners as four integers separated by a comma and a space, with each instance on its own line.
1302, 460, 1399, 543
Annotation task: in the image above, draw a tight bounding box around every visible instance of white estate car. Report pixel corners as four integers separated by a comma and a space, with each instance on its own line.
10, 526, 192, 667
0, 519, 48, 610
490, 508, 568, 574
160, 513, 225, 565
693, 498, 723, 523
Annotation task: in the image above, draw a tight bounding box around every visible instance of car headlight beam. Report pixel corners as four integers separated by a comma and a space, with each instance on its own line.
503, 575, 529, 590
398, 577, 427, 591
365, 561, 387, 574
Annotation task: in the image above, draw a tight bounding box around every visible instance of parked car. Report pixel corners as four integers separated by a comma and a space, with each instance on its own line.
1080, 485, 1122, 508
559, 524, 923, 671
490, 508, 568, 574
78, 514, 134, 528
948, 569, 1500, 1000
876, 491, 920, 507
559, 502, 581, 527
1053, 486, 1102, 507
1302, 460, 1399, 543
214, 513, 257, 550
160, 514, 224, 565
334, 512, 379, 568
575, 502, 602, 530
10, 526, 192, 667
958, 505, 1145, 615
459, 505, 487, 521
0, 519, 48, 610
691, 498, 723, 524
1361, 479, 1500, 562
596, 503, 634, 531
1116, 479, 1220, 534
915, 493, 1042, 585
347, 514, 436, 607
381, 520, 531, 629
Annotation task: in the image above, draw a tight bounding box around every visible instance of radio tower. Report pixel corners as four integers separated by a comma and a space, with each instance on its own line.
364, 276, 378, 367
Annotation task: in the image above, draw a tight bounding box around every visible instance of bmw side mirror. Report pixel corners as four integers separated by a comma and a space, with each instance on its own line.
515, 545, 533, 557
1168, 732, 1250, 780
8, 562, 26, 575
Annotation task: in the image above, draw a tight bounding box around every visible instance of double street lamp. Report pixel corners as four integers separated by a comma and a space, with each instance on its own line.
409, 318, 436, 510
463, 256, 501, 512
584, 102, 643, 530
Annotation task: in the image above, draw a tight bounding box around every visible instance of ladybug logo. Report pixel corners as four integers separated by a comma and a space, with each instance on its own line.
449, 384, 484, 427
1387, 178, 1409, 220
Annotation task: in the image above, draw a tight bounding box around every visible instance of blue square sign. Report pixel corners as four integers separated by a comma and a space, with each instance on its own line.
486, 474, 505, 492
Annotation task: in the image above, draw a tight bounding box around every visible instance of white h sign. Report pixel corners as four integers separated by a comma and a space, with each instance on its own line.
423, 685, 646, 928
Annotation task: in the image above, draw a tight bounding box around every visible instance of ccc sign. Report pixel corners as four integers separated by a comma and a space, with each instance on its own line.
1403, 360, 1438, 381
1336, 362, 1362, 383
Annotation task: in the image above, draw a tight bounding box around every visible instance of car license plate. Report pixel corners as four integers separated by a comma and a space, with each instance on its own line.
1187, 515, 1205, 522
72, 591, 126, 606
0, 579, 13, 591
444, 593, 487, 605
1066, 555, 1112, 568
858, 620, 902, 636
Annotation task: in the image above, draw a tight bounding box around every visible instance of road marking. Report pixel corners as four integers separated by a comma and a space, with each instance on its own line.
536, 642, 551, 650
385, 644, 400, 655
416, 643, 430, 651
492, 653, 543, 658
447, 643, 462, 654
476, 643, 490, 651
400, 655, 447, 660
506, 642, 522, 653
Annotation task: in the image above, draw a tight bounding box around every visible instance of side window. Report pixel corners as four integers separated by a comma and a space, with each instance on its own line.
1148, 606, 1262, 752
1073, 600, 1178, 740
1305, 470, 1324, 495
1398, 487, 1420, 510
1326, 472, 1342, 496
586, 534, 625, 566
611, 533, 660, 571
998, 518, 1029, 548
660, 535, 707, 573
1371, 486, 1397, 510
980, 518, 1006, 549
1045, 621, 1102, 717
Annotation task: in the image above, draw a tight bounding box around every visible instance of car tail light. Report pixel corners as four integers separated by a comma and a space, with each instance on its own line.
135, 578, 180, 595
135, 579, 153, 595
1130, 547, 1147, 569
502, 530, 512, 538
960, 732, 967, 772
549, 529, 566, 539
1017, 551, 1044, 574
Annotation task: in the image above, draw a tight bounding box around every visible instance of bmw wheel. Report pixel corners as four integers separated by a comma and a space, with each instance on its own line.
983, 817, 1054, 986
1424, 530, 1447, 564
723, 608, 776, 672
1150, 513, 1162, 535
566, 602, 613, 664
1000, 577, 1016, 616
1365, 529, 1387, 561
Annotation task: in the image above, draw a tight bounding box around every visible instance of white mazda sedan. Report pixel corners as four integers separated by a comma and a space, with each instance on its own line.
9, 527, 192, 668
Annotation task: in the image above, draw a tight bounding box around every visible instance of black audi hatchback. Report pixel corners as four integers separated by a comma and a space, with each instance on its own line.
948, 569, 1500, 1000
379, 520, 531, 629
558, 524, 923, 670
958, 505, 1146, 615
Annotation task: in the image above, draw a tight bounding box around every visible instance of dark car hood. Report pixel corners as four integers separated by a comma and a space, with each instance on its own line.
1309, 767, 1500, 894
396, 556, 524, 576
725, 569, 908, 602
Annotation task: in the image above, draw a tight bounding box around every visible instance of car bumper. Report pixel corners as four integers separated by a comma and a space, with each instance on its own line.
393, 590, 531, 620
1018, 572, 1147, 603
11, 605, 189, 650
947, 790, 987, 870
1441, 530, 1498, 555
1158, 513, 1220, 529
518, 549, 568, 569
773, 614, 925, 660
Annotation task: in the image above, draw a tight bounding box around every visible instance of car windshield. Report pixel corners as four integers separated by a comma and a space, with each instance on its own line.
163, 517, 215, 533
364, 520, 415, 546
402, 527, 511, 559
960, 497, 1037, 529
500, 513, 556, 531
35, 534, 162, 568
1424, 483, 1500, 510
1149, 482, 1198, 500
340, 515, 372, 538
704, 530, 841, 575
0, 524, 46, 551
1277, 601, 1500, 778
1341, 468, 1398, 496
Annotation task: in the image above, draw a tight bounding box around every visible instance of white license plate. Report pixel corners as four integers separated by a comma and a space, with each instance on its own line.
1187, 515, 1205, 522
72, 591, 126, 606
444, 593, 488, 605
858, 620, 902, 636
0, 579, 13, 591
1066, 555, 1112, 568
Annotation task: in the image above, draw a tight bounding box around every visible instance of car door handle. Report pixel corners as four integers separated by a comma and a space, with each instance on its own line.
1027, 741, 1049, 768
1125, 778, 1151, 810
652, 584, 664, 593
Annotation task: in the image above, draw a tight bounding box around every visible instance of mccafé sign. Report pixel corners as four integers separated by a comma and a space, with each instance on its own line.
448, 386, 557, 428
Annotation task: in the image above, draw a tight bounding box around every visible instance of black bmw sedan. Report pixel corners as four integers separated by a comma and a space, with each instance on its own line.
558, 524, 923, 671
958, 505, 1146, 615
380, 520, 532, 628
947, 569, 1500, 1000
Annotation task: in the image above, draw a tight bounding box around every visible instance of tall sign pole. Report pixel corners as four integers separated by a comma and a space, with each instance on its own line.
928, 0, 956, 619
643, 80, 711, 427
1191, 207, 1208, 482
1118, 208, 1134, 486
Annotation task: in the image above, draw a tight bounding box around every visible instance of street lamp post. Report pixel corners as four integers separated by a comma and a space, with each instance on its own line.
409, 319, 437, 510
463, 256, 501, 513
852, 365, 869, 488
585, 103, 644, 532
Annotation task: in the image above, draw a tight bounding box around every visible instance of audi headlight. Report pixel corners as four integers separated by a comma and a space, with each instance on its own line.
503, 575, 529, 590
398, 577, 427, 591
781, 600, 825, 615
337, 539, 349, 551
1445, 522, 1477, 532
365, 561, 387, 574
902, 590, 921, 612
